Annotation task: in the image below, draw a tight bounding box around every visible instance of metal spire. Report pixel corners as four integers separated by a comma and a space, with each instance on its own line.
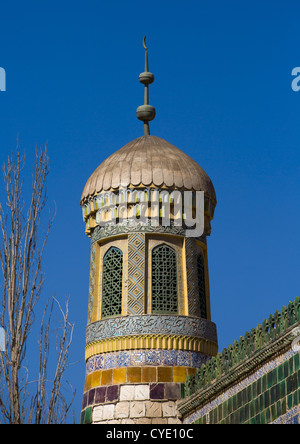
136, 36, 156, 136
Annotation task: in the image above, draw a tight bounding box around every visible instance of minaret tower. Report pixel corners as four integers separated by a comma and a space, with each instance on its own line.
80, 37, 218, 425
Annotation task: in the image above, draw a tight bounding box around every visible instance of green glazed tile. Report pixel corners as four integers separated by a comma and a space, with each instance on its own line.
294, 354, 300, 372
84, 406, 92, 424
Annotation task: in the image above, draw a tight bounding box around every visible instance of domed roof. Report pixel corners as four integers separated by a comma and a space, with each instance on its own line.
81, 135, 216, 205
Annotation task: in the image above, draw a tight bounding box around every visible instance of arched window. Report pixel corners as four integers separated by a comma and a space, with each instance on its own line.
152, 244, 178, 314
197, 252, 207, 319
101, 247, 123, 318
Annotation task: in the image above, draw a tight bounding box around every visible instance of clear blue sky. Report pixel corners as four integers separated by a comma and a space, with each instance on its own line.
0, 0, 299, 423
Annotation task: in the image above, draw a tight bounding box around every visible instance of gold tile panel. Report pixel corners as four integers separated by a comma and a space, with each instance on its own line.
85, 334, 218, 361
83, 365, 197, 390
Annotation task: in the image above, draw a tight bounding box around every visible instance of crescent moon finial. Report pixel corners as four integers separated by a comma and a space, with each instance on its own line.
143, 35, 147, 50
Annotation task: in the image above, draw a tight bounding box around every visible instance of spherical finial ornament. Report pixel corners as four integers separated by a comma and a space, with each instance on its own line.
136, 104, 156, 122
137, 36, 156, 136
139, 71, 154, 86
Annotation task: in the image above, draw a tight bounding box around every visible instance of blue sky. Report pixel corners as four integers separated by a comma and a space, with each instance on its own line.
0, 0, 299, 422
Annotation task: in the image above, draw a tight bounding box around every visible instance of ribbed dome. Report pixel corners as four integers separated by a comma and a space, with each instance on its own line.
81, 135, 216, 205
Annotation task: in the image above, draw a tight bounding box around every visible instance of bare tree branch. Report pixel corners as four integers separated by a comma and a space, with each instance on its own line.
0, 142, 75, 424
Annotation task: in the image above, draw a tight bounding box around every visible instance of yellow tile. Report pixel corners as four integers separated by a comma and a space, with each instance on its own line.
157, 367, 173, 382
142, 366, 157, 383
113, 367, 127, 384
91, 370, 101, 388
101, 369, 113, 386
84, 373, 92, 392
127, 366, 142, 383
173, 366, 187, 383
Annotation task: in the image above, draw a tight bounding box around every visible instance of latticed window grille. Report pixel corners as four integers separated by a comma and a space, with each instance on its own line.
197, 252, 207, 319
101, 247, 123, 318
152, 244, 178, 314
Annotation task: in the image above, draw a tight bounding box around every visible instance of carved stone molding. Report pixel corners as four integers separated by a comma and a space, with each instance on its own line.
90, 220, 207, 245
86, 314, 218, 346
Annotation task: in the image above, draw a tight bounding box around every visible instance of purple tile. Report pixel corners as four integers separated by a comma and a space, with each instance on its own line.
165, 383, 180, 400
150, 383, 165, 400
88, 388, 95, 405
106, 385, 119, 402
95, 386, 106, 404
82, 392, 88, 409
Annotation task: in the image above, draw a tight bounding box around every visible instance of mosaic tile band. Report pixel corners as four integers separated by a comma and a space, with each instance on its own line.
86, 349, 211, 374
82, 382, 184, 412
84, 366, 196, 390
86, 314, 218, 345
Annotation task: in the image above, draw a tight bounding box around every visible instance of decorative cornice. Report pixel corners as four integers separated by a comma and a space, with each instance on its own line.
90, 219, 207, 244
85, 334, 218, 361
86, 314, 217, 345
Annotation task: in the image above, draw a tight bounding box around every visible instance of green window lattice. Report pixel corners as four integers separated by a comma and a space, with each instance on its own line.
197, 252, 207, 319
152, 244, 178, 314
101, 247, 123, 318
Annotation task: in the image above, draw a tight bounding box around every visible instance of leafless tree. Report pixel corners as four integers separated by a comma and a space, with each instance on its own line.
0, 141, 75, 424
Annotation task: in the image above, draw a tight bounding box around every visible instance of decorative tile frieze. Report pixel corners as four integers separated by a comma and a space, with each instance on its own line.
271, 405, 300, 424
90, 219, 207, 245
86, 350, 211, 373
86, 314, 217, 345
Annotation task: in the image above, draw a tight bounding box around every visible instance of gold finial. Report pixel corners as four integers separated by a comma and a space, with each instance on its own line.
136, 36, 156, 136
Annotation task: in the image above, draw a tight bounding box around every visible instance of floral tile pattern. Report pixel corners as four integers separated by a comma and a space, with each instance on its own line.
86, 350, 210, 374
